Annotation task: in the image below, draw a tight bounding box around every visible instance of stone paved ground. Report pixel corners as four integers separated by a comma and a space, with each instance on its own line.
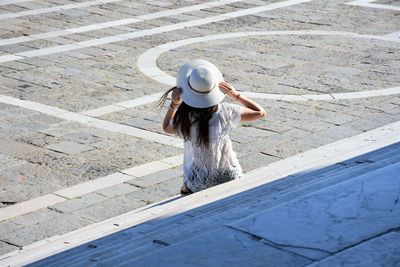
0, 0, 399, 256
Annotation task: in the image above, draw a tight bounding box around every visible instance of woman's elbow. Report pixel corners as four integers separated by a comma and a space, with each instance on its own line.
163, 125, 175, 134
259, 109, 267, 118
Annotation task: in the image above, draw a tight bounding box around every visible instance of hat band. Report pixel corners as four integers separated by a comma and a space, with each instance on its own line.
188, 78, 215, 94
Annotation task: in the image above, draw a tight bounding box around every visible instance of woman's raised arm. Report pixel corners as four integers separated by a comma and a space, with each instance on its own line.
161, 87, 183, 134
219, 82, 266, 122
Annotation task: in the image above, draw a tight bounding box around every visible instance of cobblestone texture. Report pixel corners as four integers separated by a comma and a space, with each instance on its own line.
0, 0, 399, 257
0, 105, 181, 202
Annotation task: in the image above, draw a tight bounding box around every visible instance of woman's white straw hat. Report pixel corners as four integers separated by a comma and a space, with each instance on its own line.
177, 59, 225, 108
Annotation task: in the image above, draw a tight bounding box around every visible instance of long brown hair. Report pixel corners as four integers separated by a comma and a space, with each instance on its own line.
159, 88, 218, 148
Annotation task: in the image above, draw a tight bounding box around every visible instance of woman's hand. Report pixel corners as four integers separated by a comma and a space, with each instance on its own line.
171, 87, 183, 105
219, 82, 239, 99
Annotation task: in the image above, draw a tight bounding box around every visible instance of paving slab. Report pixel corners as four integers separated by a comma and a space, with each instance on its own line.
0, 221, 21, 237
95, 183, 140, 198
49, 193, 107, 213
62, 132, 101, 144
0, 154, 26, 171
1, 213, 93, 247
126, 167, 182, 188
230, 162, 400, 259
309, 232, 400, 267
9, 208, 63, 228
46, 140, 94, 154
130, 227, 311, 267
126, 176, 183, 203
0, 241, 18, 255
72, 195, 146, 223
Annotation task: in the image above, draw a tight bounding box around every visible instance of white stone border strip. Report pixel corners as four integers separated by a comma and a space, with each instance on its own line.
0, 154, 183, 222
0, 0, 125, 21
55, 153, 183, 199
244, 86, 400, 101
346, 0, 400, 11
137, 30, 400, 101
0, 95, 183, 148
385, 31, 400, 38
1, 119, 399, 266
0, 0, 242, 47
0, 195, 67, 223
80, 93, 163, 117
0, 0, 314, 63
0, 0, 35, 6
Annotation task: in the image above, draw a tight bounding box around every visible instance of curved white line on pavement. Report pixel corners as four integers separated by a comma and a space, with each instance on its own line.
137, 30, 400, 101
0, 0, 313, 64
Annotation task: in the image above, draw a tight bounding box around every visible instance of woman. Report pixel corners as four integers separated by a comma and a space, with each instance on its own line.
159, 59, 266, 195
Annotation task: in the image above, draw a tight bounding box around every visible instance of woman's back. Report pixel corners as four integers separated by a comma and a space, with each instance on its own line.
183, 102, 243, 192
160, 59, 266, 195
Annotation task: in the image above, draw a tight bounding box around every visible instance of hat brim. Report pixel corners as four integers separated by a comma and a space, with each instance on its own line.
177, 59, 225, 108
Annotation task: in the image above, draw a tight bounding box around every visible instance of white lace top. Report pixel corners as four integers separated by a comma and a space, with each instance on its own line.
179, 102, 243, 192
